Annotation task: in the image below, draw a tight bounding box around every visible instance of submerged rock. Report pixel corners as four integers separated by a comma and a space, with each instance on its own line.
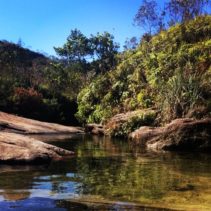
0, 132, 74, 164
130, 118, 211, 152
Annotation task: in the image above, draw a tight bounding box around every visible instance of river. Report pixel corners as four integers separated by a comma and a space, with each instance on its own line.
0, 135, 211, 210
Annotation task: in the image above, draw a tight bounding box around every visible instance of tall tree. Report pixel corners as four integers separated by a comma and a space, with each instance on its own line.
54, 29, 92, 64
166, 0, 210, 25
90, 32, 119, 73
134, 0, 164, 34
55, 30, 119, 74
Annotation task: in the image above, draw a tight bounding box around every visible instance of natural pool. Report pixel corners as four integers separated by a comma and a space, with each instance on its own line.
0, 135, 211, 210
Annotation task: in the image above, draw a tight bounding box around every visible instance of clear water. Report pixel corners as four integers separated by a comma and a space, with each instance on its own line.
0, 135, 211, 210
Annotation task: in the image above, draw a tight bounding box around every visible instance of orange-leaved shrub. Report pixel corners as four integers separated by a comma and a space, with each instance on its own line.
12, 87, 43, 116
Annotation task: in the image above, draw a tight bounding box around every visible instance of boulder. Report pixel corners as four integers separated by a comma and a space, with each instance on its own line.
85, 124, 104, 135
0, 132, 74, 164
105, 109, 157, 137
130, 118, 211, 152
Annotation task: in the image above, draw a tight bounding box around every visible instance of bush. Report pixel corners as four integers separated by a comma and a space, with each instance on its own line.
160, 68, 203, 121
12, 87, 44, 118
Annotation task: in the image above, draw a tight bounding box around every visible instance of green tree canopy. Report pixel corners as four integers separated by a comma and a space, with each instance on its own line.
54, 29, 92, 64
54, 30, 119, 74
90, 32, 119, 73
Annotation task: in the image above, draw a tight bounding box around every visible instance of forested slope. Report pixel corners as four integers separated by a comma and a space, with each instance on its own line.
0, 41, 79, 125
76, 16, 211, 124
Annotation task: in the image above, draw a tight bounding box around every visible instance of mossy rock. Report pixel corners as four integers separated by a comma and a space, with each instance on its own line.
105, 109, 157, 138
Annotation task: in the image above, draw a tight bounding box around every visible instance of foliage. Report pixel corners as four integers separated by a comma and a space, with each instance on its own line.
0, 41, 80, 125
134, 0, 165, 34
160, 69, 203, 121
12, 87, 43, 117
54, 30, 119, 74
77, 16, 211, 124
134, 0, 210, 34
166, 0, 210, 24
54, 29, 92, 64
90, 32, 119, 73
123, 37, 139, 50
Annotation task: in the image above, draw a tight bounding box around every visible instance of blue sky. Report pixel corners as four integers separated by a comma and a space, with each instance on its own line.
0, 0, 144, 56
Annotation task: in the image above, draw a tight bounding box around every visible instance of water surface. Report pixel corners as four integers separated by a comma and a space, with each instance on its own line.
0, 135, 211, 210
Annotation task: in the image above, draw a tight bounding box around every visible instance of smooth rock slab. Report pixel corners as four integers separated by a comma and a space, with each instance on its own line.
130, 118, 211, 152
0, 112, 84, 134
0, 132, 74, 164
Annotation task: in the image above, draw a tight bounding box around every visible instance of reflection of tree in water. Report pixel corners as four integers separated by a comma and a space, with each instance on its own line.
73, 136, 211, 203
0, 165, 46, 201
73, 155, 180, 202
0, 136, 211, 209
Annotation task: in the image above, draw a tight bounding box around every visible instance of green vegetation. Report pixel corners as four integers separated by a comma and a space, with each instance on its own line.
77, 16, 211, 124
0, 1, 210, 128
0, 41, 80, 124
0, 31, 119, 125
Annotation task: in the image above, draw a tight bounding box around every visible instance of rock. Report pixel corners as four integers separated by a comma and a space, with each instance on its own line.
85, 124, 104, 135
130, 118, 211, 152
0, 132, 74, 164
105, 109, 157, 137
0, 112, 84, 134
129, 126, 164, 146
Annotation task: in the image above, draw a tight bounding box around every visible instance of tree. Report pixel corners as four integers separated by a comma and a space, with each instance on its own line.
90, 32, 119, 73
166, 0, 210, 25
55, 30, 119, 74
134, 0, 165, 34
54, 29, 92, 64
123, 37, 139, 50
134, 0, 210, 35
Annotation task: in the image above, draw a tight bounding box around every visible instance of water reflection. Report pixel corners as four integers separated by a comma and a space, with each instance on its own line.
0, 135, 211, 210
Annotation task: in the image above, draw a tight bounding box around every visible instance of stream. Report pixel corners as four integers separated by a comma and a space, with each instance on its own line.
0, 135, 211, 210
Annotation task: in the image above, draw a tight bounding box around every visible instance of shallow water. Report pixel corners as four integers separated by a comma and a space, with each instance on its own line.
0, 135, 211, 210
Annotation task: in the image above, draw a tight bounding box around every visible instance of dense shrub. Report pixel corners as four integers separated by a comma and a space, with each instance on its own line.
12, 87, 44, 118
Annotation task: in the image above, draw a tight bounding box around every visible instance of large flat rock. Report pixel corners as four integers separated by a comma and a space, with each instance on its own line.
0, 132, 74, 164
0, 112, 84, 134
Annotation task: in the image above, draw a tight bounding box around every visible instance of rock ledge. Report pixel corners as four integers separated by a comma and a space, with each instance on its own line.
130, 118, 211, 152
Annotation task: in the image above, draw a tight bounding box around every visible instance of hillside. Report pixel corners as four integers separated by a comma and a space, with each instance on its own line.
76, 16, 211, 125
0, 41, 79, 125
0, 40, 46, 64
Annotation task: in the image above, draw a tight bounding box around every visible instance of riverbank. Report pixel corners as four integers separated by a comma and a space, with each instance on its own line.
87, 110, 211, 152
